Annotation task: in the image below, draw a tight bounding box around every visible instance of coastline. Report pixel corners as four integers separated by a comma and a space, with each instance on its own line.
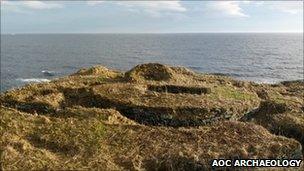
2, 68, 303, 93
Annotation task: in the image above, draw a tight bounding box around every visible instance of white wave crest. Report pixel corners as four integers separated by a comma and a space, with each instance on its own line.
42, 70, 56, 76
16, 78, 51, 83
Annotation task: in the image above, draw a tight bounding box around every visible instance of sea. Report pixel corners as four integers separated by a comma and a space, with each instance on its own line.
1, 33, 303, 92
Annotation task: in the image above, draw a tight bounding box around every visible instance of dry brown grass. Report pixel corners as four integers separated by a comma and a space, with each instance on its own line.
1, 107, 302, 170
242, 100, 304, 151
1, 63, 303, 170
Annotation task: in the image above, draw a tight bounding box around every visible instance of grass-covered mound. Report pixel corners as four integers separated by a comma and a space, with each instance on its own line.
1, 63, 303, 170
1, 107, 302, 170
242, 100, 304, 151
242, 80, 304, 150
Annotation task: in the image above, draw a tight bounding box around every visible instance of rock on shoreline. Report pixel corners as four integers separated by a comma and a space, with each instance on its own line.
1, 63, 303, 170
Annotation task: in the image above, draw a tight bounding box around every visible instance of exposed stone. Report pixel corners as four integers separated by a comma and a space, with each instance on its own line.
147, 84, 211, 95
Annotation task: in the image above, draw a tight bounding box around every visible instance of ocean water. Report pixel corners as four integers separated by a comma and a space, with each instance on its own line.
1, 33, 303, 92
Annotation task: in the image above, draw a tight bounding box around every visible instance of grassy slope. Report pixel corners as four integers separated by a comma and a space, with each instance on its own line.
1, 107, 302, 170
1, 63, 303, 170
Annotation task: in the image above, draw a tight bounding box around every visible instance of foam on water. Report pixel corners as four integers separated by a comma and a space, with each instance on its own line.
16, 78, 51, 83
42, 70, 56, 76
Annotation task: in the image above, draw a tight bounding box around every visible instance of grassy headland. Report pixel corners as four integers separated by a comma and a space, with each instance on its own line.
1, 63, 303, 170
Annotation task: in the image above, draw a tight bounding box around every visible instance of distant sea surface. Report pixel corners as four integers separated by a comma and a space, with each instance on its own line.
1, 33, 303, 91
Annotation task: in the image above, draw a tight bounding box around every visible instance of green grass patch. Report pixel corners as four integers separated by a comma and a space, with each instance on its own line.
209, 86, 257, 101
94, 122, 107, 139
268, 91, 302, 105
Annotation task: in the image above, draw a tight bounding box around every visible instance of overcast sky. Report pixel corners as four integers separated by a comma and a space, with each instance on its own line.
1, 1, 303, 33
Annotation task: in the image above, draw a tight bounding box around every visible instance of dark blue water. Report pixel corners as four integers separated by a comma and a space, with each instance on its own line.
1, 33, 303, 91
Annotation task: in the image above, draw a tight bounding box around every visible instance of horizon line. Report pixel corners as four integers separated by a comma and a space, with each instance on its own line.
1, 31, 303, 35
